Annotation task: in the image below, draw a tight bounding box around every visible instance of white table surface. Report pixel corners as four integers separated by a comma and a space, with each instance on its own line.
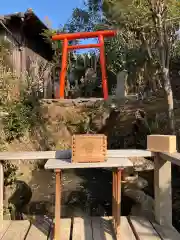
45, 157, 133, 170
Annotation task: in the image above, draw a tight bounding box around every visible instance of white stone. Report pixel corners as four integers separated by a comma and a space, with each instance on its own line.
115, 70, 127, 99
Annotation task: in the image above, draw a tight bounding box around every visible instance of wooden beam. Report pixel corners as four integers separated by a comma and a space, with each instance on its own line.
52, 30, 116, 41
129, 216, 161, 239
67, 43, 101, 50
151, 221, 180, 240
0, 150, 71, 160
160, 152, 180, 166
0, 162, 3, 220
72, 217, 93, 240
154, 153, 172, 226
0, 149, 153, 160
0, 221, 11, 238
1, 220, 30, 240
107, 149, 153, 158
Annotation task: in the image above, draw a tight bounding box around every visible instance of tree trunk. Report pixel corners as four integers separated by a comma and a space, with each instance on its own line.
152, 2, 176, 134
162, 67, 175, 134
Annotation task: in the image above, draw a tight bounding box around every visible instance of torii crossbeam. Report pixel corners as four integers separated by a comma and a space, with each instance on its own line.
52, 30, 116, 100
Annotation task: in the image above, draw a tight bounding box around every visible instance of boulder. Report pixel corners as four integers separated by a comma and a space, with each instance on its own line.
8, 180, 32, 220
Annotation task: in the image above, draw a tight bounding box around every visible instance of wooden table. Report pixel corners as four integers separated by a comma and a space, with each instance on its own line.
45, 156, 133, 240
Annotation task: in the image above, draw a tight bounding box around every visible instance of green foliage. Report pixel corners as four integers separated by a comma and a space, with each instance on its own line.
1, 64, 43, 142
66, 0, 103, 32
103, 0, 180, 132
42, 27, 79, 66
171, 40, 180, 58
0, 40, 48, 190
64, 113, 91, 134
42, 28, 64, 65
103, 0, 180, 63
2, 161, 18, 186
3, 100, 35, 142
65, 0, 150, 83
47, 0, 180, 96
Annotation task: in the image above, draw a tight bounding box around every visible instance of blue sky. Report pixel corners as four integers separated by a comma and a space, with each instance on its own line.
1, 0, 96, 53
1, 0, 84, 29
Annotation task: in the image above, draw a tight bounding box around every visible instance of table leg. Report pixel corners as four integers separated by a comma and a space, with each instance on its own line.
112, 170, 118, 230
115, 169, 118, 231
116, 168, 121, 239
55, 169, 61, 240
112, 170, 116, 228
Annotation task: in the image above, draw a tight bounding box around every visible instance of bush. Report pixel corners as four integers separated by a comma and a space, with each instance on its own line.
0, 40, 47, 193
2, 161, 18, 186
3, 102, 31, 142
2, 94, 42, 143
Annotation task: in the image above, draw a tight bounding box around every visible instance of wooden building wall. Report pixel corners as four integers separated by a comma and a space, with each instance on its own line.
0, 28, 52, 99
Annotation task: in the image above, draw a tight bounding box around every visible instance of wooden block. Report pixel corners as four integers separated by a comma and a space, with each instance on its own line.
72, 134, 107, 163
147, 135, 176, 153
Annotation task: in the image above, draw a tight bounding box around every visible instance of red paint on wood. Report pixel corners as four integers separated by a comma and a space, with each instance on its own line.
59, 38, 68, 98
52, 30, 116, 41
52, 30, 116, 99
67, 43, 101, 50
99, 34, 108, 100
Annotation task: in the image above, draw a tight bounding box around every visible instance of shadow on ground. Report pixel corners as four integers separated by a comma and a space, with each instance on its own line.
17, 167, 135, 239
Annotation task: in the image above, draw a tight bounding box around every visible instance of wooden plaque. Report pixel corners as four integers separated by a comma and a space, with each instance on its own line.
72, 134, 107, 163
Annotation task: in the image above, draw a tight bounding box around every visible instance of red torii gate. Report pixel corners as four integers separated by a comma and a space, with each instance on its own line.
52, 30, 116, 100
